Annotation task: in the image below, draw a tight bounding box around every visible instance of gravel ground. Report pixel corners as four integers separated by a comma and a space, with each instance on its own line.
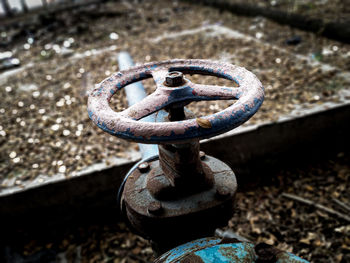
0, 0, 349, 186
2, 151, 349, 263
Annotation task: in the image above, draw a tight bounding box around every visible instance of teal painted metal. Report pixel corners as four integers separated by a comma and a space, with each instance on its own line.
155, 237, 309, 263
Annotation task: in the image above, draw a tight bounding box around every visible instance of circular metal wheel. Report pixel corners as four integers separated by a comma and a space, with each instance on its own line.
88, 59, 264, 144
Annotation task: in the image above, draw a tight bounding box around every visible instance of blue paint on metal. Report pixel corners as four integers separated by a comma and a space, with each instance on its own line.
89, 59, 264, 143
117, 52, 158, 158
195, 243, 256, 262
156, 238, 309, 263
158, 238, 222, 262
169, 65, 234, 81
92, 94, 263, 143
167, 85, 228, 102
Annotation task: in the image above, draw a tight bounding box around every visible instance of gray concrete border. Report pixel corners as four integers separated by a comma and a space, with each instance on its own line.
185, 0, 350, 43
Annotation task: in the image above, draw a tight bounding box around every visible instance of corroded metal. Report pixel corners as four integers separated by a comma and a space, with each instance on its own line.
122, 154, 237, 253
88, 59, 264, 144
89, 58, 308, 262
89, 59, 267, 256
155, 237, 309, 263
149, 141, 211, 200
165, 71, 184, 87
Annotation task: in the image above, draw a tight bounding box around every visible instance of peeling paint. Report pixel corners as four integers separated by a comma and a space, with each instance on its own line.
155, 237, 308, 263
87, 59, 264, 143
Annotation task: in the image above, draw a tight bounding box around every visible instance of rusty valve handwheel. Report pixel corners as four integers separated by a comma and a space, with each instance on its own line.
88, 59, 264, 143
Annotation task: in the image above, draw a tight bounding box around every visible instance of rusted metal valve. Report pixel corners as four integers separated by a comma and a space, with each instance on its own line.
88, 59, 264, 143
88, 59, 264, 254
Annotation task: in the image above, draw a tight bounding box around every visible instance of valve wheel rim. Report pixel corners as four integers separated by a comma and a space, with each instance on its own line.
88, 59, 264, 144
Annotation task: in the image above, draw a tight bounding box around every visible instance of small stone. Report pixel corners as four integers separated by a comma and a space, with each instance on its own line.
58, 165, 66, 173
51, 124, 60, 131
32, 91, 41, 98
109, 32, 119, 40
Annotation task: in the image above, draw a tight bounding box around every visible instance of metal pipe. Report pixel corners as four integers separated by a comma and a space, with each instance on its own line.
117, 52, 159, 159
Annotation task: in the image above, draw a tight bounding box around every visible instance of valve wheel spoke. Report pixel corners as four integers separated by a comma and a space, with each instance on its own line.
151, 69, 169, 88
190, 83, 243, 101
120, 91, 168, 120
88, 59, 264, 143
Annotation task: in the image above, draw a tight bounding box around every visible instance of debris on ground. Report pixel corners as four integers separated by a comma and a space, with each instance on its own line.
3, 151, 349, 262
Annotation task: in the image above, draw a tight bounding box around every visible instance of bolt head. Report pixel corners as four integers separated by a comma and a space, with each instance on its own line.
138, 162, 150, 173
165, 71, 184, 87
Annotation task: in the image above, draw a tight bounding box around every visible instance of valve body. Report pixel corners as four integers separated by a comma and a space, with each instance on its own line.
122, 140, 237, 253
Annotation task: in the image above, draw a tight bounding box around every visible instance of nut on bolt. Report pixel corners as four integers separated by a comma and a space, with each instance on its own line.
165, 71, 184, 87
138, 162, 150, 173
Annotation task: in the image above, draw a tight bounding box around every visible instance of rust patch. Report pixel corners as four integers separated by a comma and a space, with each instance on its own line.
219, 237, 241, 244
219, 246, 242, 261
180, 253, 205, 263
196, 117, 212, 128
255, 243, 280, 263
87, 59, 264, 144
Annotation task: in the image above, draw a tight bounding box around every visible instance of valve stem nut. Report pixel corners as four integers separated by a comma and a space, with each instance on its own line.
165, 71, 184, 87
147, 201, 163, 215
138, 162, 150, 173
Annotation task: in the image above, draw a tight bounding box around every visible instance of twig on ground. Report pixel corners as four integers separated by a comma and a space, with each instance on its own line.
332, 198, 350, 214
281, 193, 350, 223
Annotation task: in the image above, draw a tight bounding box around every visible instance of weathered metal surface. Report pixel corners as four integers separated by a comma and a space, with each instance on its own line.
148, 141, 212, 200
123, 154, 236, 216
88, 59, 264, 144
122, 154, 237, 253
155, 237, 309, 263
165, 71, 185, 87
